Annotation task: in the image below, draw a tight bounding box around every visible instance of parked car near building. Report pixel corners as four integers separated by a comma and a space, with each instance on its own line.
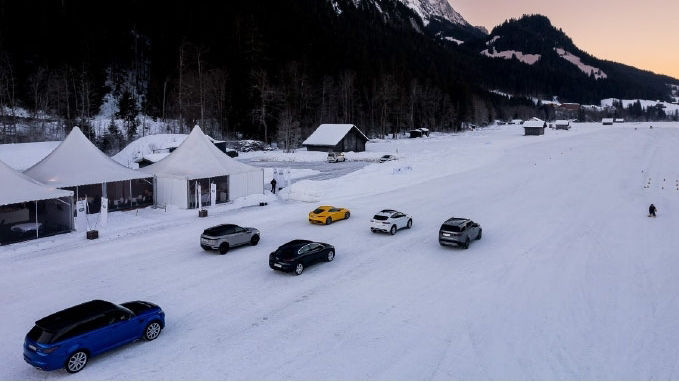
327, 152, 346, 163
23, 300, 165, 373
379, 155, 396, 163
438, 217, 482, 249
269, 239, 335, 275
370, 209, 413, 235
200, 224, 260, 254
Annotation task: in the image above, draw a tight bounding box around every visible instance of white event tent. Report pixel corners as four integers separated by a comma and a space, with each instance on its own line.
0, 159, 73, 245
141, 126, 264, 209
24, 127, 153, 214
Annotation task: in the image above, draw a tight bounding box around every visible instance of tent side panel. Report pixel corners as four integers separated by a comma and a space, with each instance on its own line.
155, 176, 189, 209
229, 171, 265, 201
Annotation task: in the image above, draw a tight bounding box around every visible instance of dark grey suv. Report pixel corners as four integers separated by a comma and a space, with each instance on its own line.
200, 224, 260, 254
438, 218, 482, 249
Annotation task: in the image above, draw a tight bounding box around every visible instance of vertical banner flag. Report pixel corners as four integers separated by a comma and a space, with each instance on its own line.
99, 197, 108, 227
210, 183, 217, 206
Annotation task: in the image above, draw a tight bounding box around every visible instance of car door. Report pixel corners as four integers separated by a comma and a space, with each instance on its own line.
103, 309, 139, 348
392, 212, 405, 229
65, 315, 113, 356
221, 226, 236, 246
466, 222, 477, 240
297, 244, 311, 265
232, 226, 248, 245
470, 222, 480, 238
308, 243, 323, 262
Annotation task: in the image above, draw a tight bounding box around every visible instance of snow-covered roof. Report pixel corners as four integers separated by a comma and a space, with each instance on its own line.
555, 120, 570, 125
523, 120, 546, 128
24, 126, 149, 188
0, 159, 72, 206
135, 153, 170, 164
302, 124, 368, 147
0, 141, 60, 171
602, 118, 614, 123
140, 126, 259, 179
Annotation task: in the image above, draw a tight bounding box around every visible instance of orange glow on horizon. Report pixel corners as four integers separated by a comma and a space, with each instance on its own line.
452, 0, 679, 80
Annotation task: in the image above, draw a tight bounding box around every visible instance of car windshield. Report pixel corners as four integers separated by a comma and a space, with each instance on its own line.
313, 208, 325, 214
27, 326, 57, 344
373, 215, 388, 220
382, 155, 390, 159
441, 224, 462, 232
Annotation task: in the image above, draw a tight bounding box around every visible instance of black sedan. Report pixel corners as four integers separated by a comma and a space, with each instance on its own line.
269, 240, 335, 275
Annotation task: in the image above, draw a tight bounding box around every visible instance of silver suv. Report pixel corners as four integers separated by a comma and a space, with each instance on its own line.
438, 218, 482, 249
200, 224, 260, 254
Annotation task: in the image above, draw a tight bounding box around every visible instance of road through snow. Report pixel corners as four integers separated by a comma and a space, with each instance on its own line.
2, 123, 679, 379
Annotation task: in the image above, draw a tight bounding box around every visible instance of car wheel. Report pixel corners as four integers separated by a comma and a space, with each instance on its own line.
462, 238, 470, 249
294, 262, 304, 275
326, 250, 335, 262
326, 217, 332, 225
144, 321, 162, 341
219, 243, 229, 255
370, 228, 376, 233
65, 350, 88, 373
407, 219, 413, 229
390, 225, 397, 235
477, 230, 482, 240
201, 245, 211, 251
345, 212, 350, 219
250, 235, 260, 246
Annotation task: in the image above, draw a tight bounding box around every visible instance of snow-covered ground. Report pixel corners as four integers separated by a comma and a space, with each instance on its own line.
601, 98, 679, 114
3, 122, 679, 379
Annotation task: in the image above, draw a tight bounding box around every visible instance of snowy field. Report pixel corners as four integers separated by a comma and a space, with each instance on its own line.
2, 122, 679, 379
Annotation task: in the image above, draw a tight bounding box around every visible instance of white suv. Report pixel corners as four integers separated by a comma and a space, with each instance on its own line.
327, 152, 346, 163
370, 209, 413, 235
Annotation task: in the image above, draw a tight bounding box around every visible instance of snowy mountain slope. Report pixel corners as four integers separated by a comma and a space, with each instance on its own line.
555, 48, 607, 79
3, 123, 679, 379
400, 0, 468, 26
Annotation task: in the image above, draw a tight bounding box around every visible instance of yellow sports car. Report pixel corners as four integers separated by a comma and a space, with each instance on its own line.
309, 206, 351, 225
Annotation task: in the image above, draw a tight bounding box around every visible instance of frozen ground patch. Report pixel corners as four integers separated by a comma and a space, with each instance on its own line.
2, 122, 679, 379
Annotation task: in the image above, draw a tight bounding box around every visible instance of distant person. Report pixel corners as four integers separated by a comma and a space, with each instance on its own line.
271, 178, 277, 194
649, 203, 657, 218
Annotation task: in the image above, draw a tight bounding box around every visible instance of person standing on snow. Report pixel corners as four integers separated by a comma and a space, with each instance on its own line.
649, 203, 657, 217
271, 178, 277, 194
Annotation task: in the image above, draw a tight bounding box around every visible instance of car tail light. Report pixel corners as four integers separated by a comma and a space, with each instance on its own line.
40, 346, 59, 354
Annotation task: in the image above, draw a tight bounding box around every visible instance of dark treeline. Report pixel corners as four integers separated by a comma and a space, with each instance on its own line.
0, 1, 675, 148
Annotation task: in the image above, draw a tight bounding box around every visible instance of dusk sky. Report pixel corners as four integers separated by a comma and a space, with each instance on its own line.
453, 0, 679, 79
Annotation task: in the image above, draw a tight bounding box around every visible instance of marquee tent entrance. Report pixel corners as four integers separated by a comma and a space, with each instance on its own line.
0, 159, 73, 245
24, 127, 153, 214
143, 126, 263, 209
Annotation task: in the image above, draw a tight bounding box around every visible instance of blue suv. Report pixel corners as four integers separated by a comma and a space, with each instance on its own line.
23, 299, 165, 373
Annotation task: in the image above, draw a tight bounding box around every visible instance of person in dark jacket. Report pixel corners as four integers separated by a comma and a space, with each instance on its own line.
649, 203, 657, 217
270, 178, 277, 194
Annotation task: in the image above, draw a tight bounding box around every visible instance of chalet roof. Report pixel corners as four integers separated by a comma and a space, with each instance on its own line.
302, 124, 368, 147
523, 119, 546, 128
